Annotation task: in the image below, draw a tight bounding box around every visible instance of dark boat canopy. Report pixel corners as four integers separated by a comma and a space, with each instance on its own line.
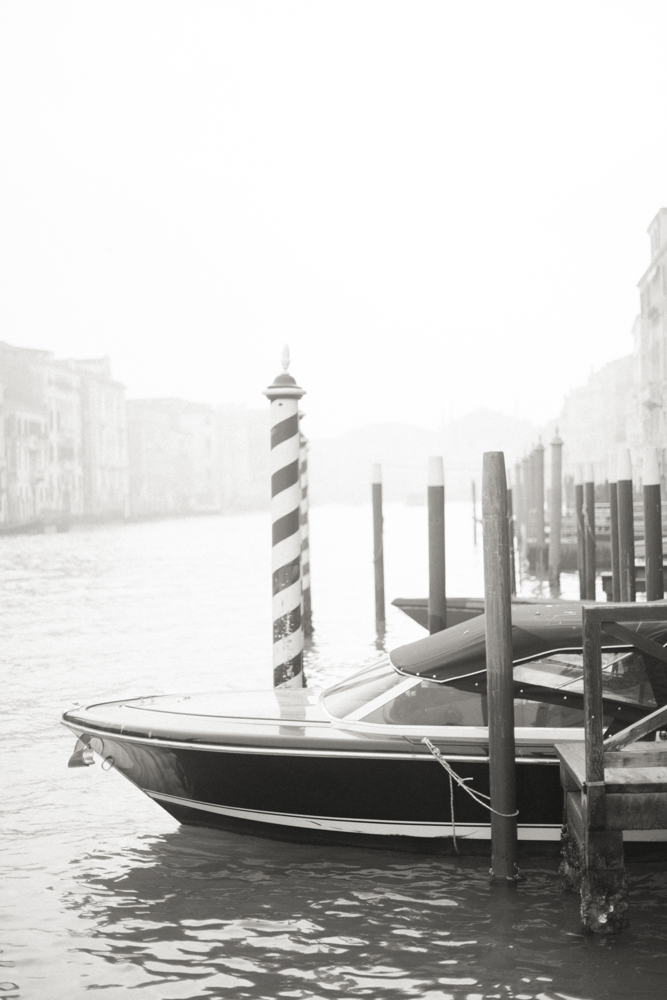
389, 601, 667, 682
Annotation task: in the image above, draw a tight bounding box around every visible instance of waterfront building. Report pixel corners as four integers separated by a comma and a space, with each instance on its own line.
71, 358, 129, 519
635, 208, 667, 450
215, 404, 269, 511
127, 398, 218, 517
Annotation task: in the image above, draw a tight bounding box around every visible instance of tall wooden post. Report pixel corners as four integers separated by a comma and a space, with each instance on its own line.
617, 448, 636, 603
482, 451, 518, 880
609, 456, 621, 603
427, 457, 446, 633
575, 466, 586, 600
264, 347, 306, 688
643, 446, 664, 601
584, 464, 596, 601
548, 432, 563, 596
372, 463, 385, 626
534, 442, 545, 581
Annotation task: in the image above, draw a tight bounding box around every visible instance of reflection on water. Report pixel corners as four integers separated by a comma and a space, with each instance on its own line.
1, 505, 667, 998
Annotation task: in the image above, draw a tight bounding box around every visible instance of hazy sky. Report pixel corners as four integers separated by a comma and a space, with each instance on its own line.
1, 2, 667, 438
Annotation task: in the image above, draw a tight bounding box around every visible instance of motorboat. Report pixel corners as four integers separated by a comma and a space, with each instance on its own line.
62, 602, 667, 850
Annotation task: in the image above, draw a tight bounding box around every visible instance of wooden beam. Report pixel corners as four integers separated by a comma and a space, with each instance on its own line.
602, 622, 667, 666
585, 604, 667, 624
604, 701, 667, 751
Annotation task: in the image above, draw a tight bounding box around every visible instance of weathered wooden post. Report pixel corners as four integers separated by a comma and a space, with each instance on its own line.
608, 456, 621, 603
534, 442, 545, 581
264, 346, 306, 688
482, 451, 518, 880
617, 448, 636, 603
548, 431, 563, 596
372, 463, 385, 626
584, 465, 596, 601
643, 446, 664, 601
427, 457, 447, 633
299, 428, 313, 636
575, 466, 586, 600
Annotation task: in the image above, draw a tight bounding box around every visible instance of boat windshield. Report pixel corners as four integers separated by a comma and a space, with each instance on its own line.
323, 647, 663, 728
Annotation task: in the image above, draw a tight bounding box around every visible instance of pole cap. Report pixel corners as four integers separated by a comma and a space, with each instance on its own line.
263, 345, 306, 401
427, 456, 444, 487
551, 427, 563, 447
643, 446, 660, 486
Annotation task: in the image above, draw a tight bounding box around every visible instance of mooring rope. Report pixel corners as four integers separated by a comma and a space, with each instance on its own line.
422, 738, 520, 851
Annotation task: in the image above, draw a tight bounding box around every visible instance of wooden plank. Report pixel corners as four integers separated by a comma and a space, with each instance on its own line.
604, 749, 667, 768
585, 604, 667, 623
606, 792, 667, 830
602, 621, 667, 666
555, 741, 587, 789
604, 766, 667, 794
604, 702, 667, 751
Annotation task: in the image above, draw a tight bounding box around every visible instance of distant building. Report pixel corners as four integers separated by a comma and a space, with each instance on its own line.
127, 398, 218, 517
215, 405, 269, 512
635, 208, 667, 448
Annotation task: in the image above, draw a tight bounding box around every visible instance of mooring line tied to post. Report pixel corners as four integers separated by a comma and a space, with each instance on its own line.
422, 737, 519, 853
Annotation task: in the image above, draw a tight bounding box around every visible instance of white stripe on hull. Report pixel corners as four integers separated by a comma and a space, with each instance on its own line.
146, 789, 564, 840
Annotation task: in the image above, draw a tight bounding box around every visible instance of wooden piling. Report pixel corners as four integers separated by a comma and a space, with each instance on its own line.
617, 448, 636, 603
643, 446, 664, 601
575, 467, 586, 600
372, 463, 385, 625
482, 451, 518, 880
584, 465, 596, 601
548, 432, 563, 596
609, 457, 621, 603
427, 457, 446, 633
534, 443, 545, 581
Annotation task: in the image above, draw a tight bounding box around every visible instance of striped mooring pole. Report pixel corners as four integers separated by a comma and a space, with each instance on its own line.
263, 346, 306, 687
299, 426, 313, 636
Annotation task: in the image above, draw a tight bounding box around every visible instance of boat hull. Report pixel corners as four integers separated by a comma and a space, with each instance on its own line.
68, 725, 567, 849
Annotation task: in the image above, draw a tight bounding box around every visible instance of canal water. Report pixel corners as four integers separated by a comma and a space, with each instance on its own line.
1, 502, 666, 999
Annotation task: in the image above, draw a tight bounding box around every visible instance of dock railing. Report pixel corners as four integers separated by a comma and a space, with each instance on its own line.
556, 602, 667, 933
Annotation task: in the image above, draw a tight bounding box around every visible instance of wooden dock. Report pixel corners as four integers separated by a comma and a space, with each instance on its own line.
556, 603, 667, 933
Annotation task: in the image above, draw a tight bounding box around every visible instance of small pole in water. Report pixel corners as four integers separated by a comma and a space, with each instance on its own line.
643, 446, 664, 601
617, 448, 636, 602
482, 451, 518, 880
299, 426, 313, 636
548, 431, 563, 596
372, 463, 385, 626
263, 346, 306, 688
427, 456, 446, 633
584, 464, 596, 601
575, 466, 586, 600
609, 455, 621, 602
472, 479, 478, 545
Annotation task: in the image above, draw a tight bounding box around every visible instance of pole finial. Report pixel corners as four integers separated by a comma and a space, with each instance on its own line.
281, 344, 290, 374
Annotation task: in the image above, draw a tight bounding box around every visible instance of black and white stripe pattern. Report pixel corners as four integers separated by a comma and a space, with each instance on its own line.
300, 429, 312, 635
264, 349, 306, 687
